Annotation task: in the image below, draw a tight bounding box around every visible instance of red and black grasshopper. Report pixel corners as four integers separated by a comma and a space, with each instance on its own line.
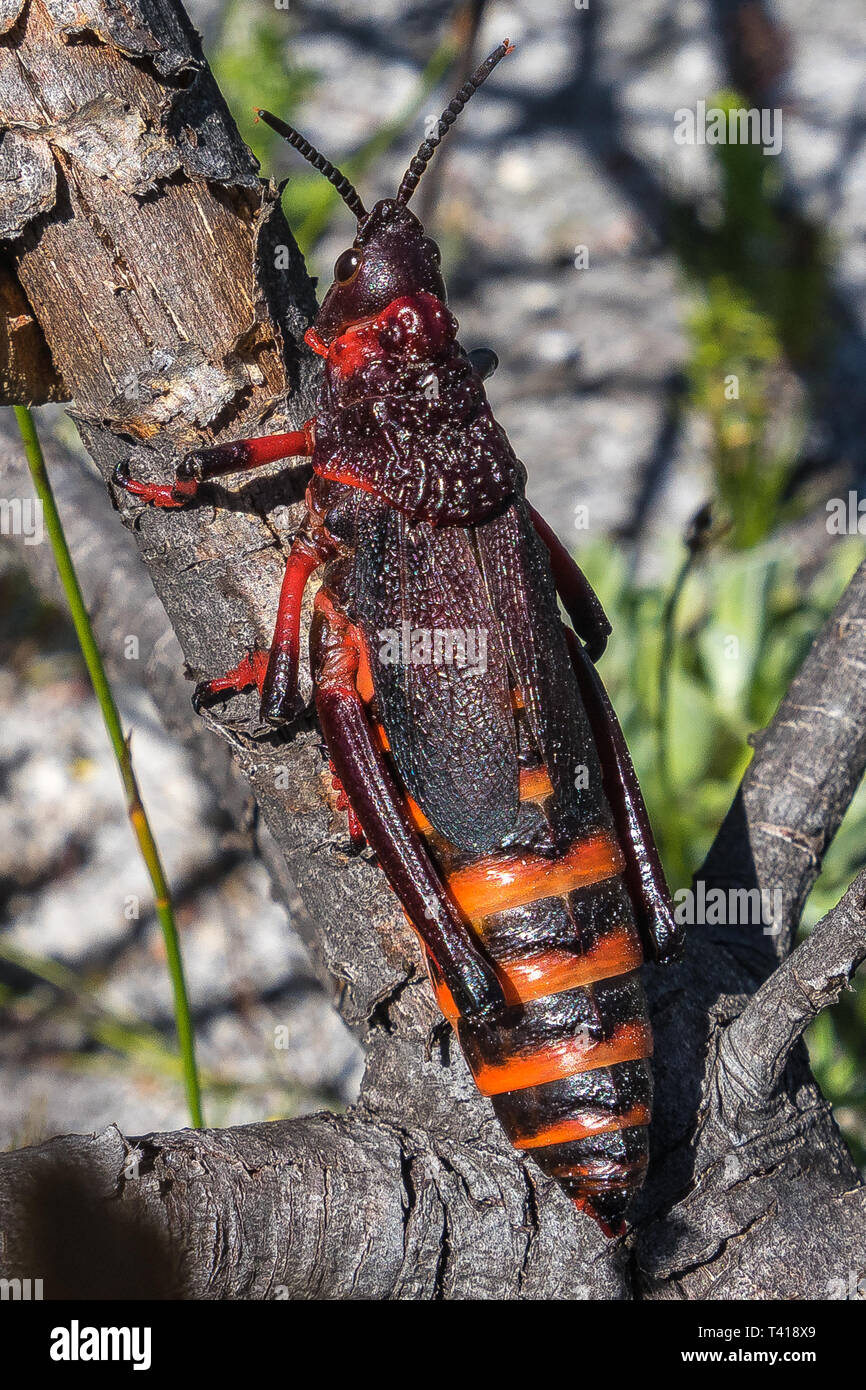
115, 41, 683, 1237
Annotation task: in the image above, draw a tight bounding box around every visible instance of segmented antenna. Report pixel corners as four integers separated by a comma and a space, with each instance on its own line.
255, 109, 368, 221
396, 39, 514, 206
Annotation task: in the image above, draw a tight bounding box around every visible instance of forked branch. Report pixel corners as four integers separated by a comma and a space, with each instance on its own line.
1, 0, 865, 1302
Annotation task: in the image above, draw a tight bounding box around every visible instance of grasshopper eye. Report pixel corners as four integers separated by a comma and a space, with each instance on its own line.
334, 248, 361, 283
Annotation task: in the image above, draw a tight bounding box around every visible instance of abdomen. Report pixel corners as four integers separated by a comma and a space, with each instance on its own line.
420, 768, 653, 1237
358, 620, 654, 1235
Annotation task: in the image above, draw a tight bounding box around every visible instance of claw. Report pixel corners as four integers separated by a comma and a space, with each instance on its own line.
191, 649, 269, 716
191, 682, 211, 715
112, 458, 189, 509
262, 696, 304, 729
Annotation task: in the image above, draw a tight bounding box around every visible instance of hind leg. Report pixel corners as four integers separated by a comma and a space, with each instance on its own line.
564, 629, 683, 964
310, 588, 505, 1020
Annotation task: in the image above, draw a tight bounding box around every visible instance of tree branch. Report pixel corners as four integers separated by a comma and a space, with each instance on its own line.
715, 868, 866, 1133
699, 560, 866, 961
1, 0, 865, 1300
0, 1107, 634, 1300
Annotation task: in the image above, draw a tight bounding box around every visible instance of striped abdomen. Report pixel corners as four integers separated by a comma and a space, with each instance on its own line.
421, 770, 653, 1237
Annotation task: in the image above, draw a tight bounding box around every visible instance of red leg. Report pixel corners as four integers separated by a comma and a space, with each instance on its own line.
259, 532, 333, 726
564, 627, 683, 963
192, 527, 331, 718
310, 589, 505, 1020
192, 648, 269, 712
114, 424, 314, 508
529, 503, 611, 660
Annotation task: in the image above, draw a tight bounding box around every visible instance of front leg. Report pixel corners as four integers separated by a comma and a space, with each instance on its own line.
310, 589, 506, 1020
114, 424, 315, 508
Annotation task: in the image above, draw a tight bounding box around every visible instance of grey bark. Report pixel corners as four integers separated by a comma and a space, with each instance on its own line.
0, 0, 865, 1300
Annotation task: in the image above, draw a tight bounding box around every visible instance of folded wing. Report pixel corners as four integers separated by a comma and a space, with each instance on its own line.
473, 498, 606, 845
350, 501, 520, 853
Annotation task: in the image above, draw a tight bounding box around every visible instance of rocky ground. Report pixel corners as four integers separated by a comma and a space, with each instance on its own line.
0, 541, 363, 1142
1, 0, 864, 1145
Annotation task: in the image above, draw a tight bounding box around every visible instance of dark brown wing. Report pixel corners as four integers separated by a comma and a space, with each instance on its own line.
349, 500, 520, 853
474, 498, 607, 845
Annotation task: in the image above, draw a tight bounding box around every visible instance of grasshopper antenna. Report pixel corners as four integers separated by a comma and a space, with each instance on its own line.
254, 110, 368, 221
395, 39, 514, 207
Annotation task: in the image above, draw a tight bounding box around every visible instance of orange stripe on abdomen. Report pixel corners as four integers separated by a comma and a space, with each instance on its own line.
472, 1021, 653, 1097
494, 925, 644, 1005
446, 830, 624, 924
512, 1102, 650, 1150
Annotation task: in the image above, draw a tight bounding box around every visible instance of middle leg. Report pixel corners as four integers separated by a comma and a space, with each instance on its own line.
193, 522, 332, 719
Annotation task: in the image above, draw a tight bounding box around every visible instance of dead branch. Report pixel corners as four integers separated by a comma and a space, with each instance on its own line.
700, 561, 866, 961
1, 0, 865, 1301
714, 868, 866, 1133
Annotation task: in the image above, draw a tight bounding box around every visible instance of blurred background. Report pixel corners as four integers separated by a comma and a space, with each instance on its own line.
1, 0, 865, 1164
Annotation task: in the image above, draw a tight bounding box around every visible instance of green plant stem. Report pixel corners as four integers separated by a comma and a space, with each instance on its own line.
12, 405, 203, 1128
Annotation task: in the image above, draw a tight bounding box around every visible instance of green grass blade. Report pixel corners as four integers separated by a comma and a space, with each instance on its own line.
12, 405, 204, 1128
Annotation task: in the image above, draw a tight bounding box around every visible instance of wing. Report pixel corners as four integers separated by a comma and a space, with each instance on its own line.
349, 500, 520, 853
474, 498, 607, 846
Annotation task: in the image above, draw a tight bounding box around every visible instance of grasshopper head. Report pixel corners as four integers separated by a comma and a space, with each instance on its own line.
255, 40, 512, 347
312, 200, 445, 345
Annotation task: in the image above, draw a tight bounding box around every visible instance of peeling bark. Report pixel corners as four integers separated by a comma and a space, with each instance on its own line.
1, 0, 865, 1300
0, 264, 64, 402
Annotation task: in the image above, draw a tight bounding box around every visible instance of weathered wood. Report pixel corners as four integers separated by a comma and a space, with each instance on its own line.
700, 570, 866, 960
1, 0, 865, 1300
0, 265, 64, 403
